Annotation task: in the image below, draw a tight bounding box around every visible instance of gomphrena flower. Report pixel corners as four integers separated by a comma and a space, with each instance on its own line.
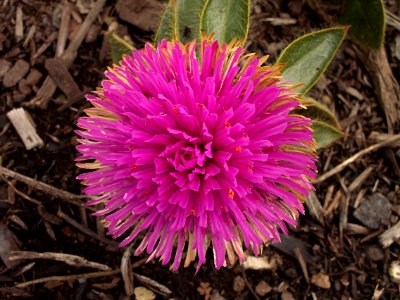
76, 36, 317, 271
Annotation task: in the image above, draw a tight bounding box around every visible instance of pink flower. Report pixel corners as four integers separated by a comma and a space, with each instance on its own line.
76, 37, 316, 271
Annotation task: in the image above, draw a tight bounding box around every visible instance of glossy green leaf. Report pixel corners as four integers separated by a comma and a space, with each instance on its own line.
155, 1, 177, 44
312, 120, 343, 149
293, 97, 343, 149
339, 0, 385, 49
107, 33, 135, 64
276, 27, 347, 94
200, 0, 250, 44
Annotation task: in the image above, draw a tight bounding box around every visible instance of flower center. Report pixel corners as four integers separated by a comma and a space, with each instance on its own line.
166, 141, 211, 173
155, 126, 216, 192
174, 146, 200, 172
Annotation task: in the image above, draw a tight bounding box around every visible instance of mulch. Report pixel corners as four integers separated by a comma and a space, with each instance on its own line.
0, 0, 399, 299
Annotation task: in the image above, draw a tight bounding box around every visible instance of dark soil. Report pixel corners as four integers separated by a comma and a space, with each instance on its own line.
0, 0, 399, 299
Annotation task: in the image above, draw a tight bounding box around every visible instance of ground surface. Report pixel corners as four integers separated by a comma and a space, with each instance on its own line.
0, 0, 400, 299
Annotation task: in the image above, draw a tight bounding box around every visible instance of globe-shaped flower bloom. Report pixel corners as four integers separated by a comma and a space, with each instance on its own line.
76, 37, 317, 271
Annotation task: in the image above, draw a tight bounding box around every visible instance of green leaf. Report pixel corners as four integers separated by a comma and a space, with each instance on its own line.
200, 0, 250, 44
155, 1, 177, 44
339, 0, 385, 49
177, 0, 208, 43
293, 97, 343, 149
312, 120, 343, 149
276, 27, 347, 94
295, 97, 340, 128
107, 33, 135, 64
155, 0, 209, 44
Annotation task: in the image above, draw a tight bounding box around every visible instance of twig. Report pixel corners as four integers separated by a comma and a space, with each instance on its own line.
133, 272, 172, 296
348, 166, 374, 192
33, 32, 58, 59
1, 175, 42, 206
294, 247, 310, 283
386, 11, 400, 32
313, 134, 400, 184
0, 166, 94, 211
9, 251, 111, 271
13, 258, 147, 289
14, 269, 121, 288
57, 210, 119, 249
368, 131, 400, 148
121, 244, 134, 296
240, 269, 261, 300
27, 0, 106, 109
305, 191, 324, 225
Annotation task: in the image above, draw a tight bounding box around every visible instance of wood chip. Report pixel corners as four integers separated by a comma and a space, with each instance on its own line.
3, 59, 30, 87
233, 276, 245, 293
9, 214, 28, 231
388, 261, 400, 283
379, 221, 400, 248
45, 57, 81, 101
310, 273, 331, 289
262, 17, 297, 26
0, 58, 11, 78
0, 224, 20, 269
43, 221, 57, 241
134, 286, 156, 300
15, 6, 24, 42
27, 0, 106, 109
115, 0, 165, 31
255, 281, 272, 296
26, 69, 42, 86
23, 24, 36, 48
282, 291, 295, 300
365, 246, 384, 262
242, 255, 278, 271
6, 107, 44, 150
345, 223, 370, 235
345, 87, 363, 100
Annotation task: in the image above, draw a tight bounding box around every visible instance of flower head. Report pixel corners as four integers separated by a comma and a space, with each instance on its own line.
76, 37, 317, 271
